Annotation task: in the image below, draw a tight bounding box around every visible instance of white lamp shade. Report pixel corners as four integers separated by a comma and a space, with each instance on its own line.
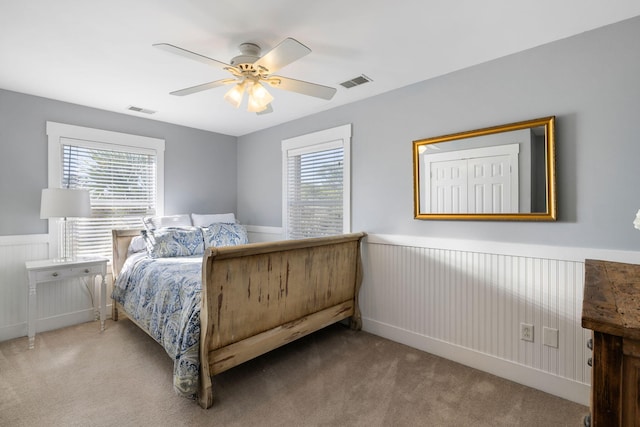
40, 188, 92, 219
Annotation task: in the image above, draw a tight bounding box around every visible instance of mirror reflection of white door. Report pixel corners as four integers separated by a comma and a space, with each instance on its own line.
431, 160, 468, 213
467, 155, 513, 213
424, 144, 519, 214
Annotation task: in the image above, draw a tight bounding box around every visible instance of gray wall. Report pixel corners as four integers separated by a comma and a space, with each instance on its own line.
237, 16, 640, 251
0, 89, 237, 236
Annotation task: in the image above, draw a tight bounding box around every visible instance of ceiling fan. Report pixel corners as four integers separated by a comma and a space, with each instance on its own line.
154, 38, 337, 114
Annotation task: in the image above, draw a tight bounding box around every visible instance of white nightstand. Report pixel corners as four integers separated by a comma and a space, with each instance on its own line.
25, 257, 108, 349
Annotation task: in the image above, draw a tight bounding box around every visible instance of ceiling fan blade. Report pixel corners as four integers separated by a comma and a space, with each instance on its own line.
153, 43, 233, 70
170, 79, 236, 96
253, 38, 311, 74
256, 103, 274, 116
266, 76, 336, 100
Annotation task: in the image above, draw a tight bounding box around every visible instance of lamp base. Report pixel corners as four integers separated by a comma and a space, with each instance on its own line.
55, 218, 76, 262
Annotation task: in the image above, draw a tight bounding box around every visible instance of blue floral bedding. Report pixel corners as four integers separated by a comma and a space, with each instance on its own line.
112, 252, 203, 398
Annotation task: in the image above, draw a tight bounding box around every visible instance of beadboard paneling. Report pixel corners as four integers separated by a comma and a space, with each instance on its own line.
0, 225, 280, 343
359, 234, 640, 406
0, 234, 108, 343
4, 230, 637, 406
0, 235, 49, 337
246, 225, 283, 243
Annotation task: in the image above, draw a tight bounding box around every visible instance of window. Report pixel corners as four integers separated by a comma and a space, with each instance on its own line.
47, 122, 164, 260
281, 124, 351, 239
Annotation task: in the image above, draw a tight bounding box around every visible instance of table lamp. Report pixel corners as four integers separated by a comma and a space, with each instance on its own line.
40, 188, 91, 261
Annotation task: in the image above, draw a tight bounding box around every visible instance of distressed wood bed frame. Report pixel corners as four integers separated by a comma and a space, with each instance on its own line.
112, 230, 366, 408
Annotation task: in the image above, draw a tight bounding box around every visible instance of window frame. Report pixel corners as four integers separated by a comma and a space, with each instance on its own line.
46, 121, 165, 260
281, 124, 351, 239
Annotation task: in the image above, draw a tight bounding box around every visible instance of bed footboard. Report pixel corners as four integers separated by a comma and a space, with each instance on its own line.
198, 232, 366, 408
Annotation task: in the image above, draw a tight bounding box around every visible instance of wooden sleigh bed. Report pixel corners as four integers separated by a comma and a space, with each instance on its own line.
112, 229, 366, 408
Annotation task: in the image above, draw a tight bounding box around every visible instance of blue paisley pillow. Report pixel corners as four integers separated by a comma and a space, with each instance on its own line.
143, 227, 205, 258
201, 223, 249, 248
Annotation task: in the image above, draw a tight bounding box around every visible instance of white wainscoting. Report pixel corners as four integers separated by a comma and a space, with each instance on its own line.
0, 234, 49, 341
0, 225, 281, 345
0, 234, 108, 343
4, 228, 637, 406
246, 225, 283, 243
361, 234, 640, 406
0, 226, 281, 344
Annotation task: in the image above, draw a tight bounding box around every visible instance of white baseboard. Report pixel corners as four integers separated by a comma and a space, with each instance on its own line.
36, 307, 97, 333
0, 323, 26, 343
363, 317, 590, 406
0, 304, 113, 343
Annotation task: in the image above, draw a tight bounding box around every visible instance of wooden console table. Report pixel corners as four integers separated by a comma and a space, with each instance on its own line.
582, 259, 640, 427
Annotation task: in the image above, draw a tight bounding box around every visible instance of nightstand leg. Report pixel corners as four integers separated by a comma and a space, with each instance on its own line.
28, 277, 37, 349
99, 273, 106, 331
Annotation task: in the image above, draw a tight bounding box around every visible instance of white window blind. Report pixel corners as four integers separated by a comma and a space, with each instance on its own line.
62, 142, 157, 259
282, 124, 351, 239
286, 147, 344, 239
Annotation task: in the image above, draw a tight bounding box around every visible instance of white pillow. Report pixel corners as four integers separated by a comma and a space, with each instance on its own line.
128, 235, 147, 254
143, 214, 192, 230
191, 213, 236, 227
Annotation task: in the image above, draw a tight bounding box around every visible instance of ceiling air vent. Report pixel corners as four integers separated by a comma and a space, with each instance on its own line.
127, 105, 156, 114
339, 74, 372, 89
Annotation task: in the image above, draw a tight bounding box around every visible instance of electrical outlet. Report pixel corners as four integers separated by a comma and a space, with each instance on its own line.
520, 323, 534, 342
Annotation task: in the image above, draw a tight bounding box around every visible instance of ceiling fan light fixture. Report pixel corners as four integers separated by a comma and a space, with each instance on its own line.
249, 82, 274, 105
224, 82, 246, 108
246, 82, 274, 112
158, 38, 335, 114
246, 96, 269, 113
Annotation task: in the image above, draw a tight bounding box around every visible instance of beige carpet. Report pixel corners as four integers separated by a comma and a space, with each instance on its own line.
0, 319, 588, 426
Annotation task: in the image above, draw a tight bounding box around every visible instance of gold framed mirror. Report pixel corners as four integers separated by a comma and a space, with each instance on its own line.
413, 116, 556, 221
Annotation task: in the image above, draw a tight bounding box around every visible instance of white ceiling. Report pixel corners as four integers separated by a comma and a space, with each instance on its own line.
2, 1, 640, 137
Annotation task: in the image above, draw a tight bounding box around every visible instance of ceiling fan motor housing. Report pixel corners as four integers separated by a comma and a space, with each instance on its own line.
230, 42, 261, 68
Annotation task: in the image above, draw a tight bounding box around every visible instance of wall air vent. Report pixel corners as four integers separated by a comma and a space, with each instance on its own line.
127, 105, 156, 114
339, 74, 372, 89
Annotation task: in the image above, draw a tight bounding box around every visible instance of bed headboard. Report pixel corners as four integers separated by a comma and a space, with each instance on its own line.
111, 229, 142, 279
